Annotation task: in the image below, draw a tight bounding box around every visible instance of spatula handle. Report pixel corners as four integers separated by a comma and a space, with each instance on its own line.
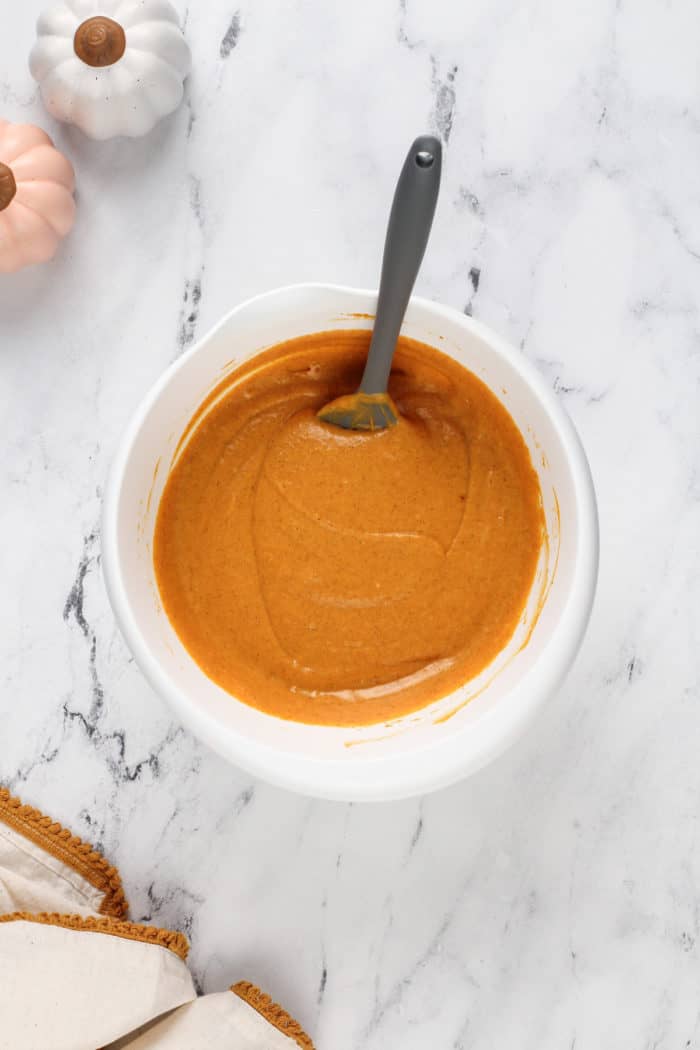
360, 134, 442, 395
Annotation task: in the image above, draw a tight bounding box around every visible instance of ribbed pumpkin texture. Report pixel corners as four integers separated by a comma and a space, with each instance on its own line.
0, 119, 75, 273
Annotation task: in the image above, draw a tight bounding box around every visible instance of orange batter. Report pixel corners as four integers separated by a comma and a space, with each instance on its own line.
154, 331, 544, 726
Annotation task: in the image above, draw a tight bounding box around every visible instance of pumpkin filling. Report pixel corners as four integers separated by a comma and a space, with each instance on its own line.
0, 162, 16, 211
74, 16, 126, 67
153, 331, 545, 727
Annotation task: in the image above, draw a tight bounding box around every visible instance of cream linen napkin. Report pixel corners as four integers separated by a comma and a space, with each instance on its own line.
0, 788, 313, 1050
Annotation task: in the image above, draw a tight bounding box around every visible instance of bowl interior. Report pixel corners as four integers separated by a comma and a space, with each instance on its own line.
105, 284, 595, 799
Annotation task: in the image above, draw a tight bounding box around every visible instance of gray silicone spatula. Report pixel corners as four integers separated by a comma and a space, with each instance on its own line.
318, 134, 442, 430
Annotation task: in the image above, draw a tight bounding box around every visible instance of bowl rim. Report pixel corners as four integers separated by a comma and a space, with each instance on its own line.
102, 282, 599, 801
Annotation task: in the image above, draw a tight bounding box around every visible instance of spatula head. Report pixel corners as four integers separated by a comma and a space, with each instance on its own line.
317, 391, 399, 431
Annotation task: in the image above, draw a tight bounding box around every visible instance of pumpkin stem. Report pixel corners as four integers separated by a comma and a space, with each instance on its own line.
74, 16, 126, 67
0, 162, 16, 211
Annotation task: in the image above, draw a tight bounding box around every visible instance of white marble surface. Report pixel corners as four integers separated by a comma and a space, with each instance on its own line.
1, 1, 699, 1046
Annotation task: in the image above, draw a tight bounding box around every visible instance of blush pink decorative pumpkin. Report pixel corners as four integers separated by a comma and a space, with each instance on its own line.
0, 118, 75, 273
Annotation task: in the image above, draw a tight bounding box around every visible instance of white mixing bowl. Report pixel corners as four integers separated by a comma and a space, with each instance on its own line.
102, 283, 598, 801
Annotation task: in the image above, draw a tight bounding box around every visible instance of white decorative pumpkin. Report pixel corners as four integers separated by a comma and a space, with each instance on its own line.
29, 0, 191, 140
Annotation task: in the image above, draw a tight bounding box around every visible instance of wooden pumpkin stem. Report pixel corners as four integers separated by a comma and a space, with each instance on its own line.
74, 16, 126, 67
0, 162, 16, 211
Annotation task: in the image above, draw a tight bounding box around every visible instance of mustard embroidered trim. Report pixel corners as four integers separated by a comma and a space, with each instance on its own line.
232, 981, 315, 1049
0, 911, 189, 961
0, 787, 127, 918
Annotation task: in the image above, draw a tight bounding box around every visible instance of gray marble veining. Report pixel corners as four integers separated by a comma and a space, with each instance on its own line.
1, 2, 699, 1047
